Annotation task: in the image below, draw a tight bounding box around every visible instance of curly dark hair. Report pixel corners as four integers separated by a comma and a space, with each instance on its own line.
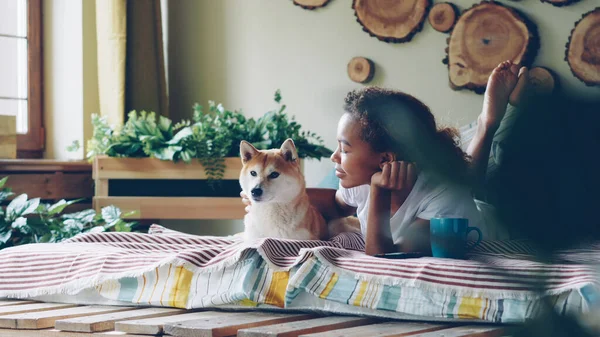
343, 87, 471, 183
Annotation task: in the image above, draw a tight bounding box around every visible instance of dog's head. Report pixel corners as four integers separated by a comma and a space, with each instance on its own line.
239, 139, 305, 204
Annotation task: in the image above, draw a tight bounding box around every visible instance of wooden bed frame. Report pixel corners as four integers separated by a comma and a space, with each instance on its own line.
0, 299, 514, 336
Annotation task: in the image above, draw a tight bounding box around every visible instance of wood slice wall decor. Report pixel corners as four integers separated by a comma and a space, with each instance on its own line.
293, 0, 331, 10
565, 8, 600, 86
347, 57, 375, 83
428, 3, 458, 33
443, 1, 539, 94
352, 0, 431, 43
540, 0, 581, 7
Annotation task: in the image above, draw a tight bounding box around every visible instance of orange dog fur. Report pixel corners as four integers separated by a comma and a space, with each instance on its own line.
239, 139, 358, 242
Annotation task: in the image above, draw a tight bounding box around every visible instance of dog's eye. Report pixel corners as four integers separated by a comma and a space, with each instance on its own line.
268, 172, 280, 179
250, 171, 257, 177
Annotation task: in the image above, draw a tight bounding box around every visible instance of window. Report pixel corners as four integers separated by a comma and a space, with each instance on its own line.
0, 0, 43, 158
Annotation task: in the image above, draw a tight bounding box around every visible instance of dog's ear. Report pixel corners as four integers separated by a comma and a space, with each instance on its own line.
280, 138, 298, 162
240, 141, 259, 163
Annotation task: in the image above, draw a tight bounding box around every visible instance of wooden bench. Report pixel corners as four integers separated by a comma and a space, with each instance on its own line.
0, 299, 514, 336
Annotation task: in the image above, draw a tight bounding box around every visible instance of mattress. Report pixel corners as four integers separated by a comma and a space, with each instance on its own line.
1, 225, 598, 324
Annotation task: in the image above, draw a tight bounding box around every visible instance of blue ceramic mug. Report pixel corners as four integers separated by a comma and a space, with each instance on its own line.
430, 217, 482, 259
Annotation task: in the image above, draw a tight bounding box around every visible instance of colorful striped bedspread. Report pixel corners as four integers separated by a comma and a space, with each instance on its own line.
0, 225, 598, 323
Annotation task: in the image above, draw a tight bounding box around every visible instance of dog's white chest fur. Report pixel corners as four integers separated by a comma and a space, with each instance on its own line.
244, 203, 313, 242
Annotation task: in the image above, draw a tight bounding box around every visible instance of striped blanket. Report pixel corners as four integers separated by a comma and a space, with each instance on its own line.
0, 225, 598, 323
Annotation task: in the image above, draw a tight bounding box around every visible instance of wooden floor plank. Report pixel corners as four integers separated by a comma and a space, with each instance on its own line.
0, 300, 37, 307
164, 312, 316, 337
404, 325, 507, 337
0, 327, 155, 336
54, 307, 183, 333
299, 321, 450, 337
0, 305, 137, 329
0, 303, 78, 316
238, 316, 381, 337
115, 310, 245, 335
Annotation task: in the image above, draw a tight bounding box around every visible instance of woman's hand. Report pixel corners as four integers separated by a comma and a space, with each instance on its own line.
240, 191, 251, 213
371, 161, 417, 193
371, 161, 417, 214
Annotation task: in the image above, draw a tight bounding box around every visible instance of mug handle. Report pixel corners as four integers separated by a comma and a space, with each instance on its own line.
466, 226, 482, 251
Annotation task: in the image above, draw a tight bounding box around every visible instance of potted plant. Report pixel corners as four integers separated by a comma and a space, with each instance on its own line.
86, 90, 333, 220
0, 177, 136, 250
87, 90, 332, 181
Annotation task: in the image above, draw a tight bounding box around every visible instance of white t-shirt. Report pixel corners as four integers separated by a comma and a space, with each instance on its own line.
338, 172, 489, 244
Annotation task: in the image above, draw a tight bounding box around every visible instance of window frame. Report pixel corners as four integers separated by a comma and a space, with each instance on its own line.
16, 0, 44, 159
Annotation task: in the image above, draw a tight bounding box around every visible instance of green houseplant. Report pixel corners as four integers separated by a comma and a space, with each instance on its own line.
86, 90, 333, 183
0, 177, 136, 250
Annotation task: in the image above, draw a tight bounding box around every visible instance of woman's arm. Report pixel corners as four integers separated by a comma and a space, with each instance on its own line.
365, 186, 396, 255
366, 161, 417, 256
365, 190, 430, 255
306, 188, 356, 221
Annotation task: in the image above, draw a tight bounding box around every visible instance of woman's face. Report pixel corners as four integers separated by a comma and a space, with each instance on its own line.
330, 113, 384, 189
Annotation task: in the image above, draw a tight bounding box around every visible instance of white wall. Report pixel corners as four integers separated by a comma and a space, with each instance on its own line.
164, 0, 599, 235
167, 0, 599, 186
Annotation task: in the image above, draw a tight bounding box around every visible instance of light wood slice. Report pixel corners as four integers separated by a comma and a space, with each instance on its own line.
93, 156, 244, 180
54, 307, 183, 333
428, 2, 458, 33
444, 1, 539, 94
347, 57, 375, 83
293, 0, 330, 10
0, 300, 37, 307
352, 0, 431, 43
398, 324, 508, 337
115, 311, 243, 335
93, 197, 246, 220
238, 316, 379, 337
0, 329, 148, 336
566, 8, 600, 86
164, 312, 315, 337
299, 321, 446, 337
0, 303, 78, 316
0, 305, 136, 329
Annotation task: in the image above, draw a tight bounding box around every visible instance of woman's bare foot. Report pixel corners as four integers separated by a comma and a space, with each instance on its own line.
508, 66, 529, 106
482, 60, 525, 129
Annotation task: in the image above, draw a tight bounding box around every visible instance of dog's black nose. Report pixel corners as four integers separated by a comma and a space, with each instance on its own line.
251, 188, 263, 197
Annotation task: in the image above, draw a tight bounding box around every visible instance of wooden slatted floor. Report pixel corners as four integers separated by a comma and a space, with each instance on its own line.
0, 299, 515, 337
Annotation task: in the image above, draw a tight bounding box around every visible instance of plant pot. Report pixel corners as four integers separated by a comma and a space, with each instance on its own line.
92, 156, 303, 220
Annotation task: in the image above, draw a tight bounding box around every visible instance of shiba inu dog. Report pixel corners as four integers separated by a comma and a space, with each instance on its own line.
239, 139, 358, 242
